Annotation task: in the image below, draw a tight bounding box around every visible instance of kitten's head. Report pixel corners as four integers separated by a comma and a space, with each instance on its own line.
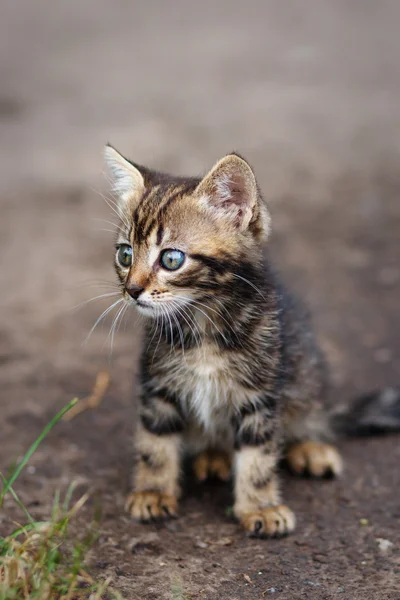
105, 145, 271, 317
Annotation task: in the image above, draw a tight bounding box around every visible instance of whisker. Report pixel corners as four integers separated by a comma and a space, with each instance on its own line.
122, 301, 133, 332
70, 291, 121, 312
89, 186, 131, 229
173, 295, 234, 341
147, 307, 160, 351
152, 304, 166, 363
73, 279, 121, 290
83, 298, 123, 346
210, 295, 236, 319
165, 308, 175, 356
107, 301, 128, 360
96, 228, 121, 234
233, 274, 266, 299
91, 218, 125, 233
170, 300, 201, 348
186, 301, 227, 342
170, 303, 185, 357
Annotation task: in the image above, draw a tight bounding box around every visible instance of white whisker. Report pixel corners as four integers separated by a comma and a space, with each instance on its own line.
97, 228, 120, 234
170, 300, 201, 348
73, 279, 121, 290
170, 302, 185, 358
147, 308, 160, 350
83, 298, 123, 346
152, 304, 166, 363
233, 274, 266, 299
186, 301, 227, 342
165, 308, 175, 355
89, 186, 131, 229
91, 218, 125, 233
71, 291, 120, 312
107, 301, 128, 359
173, 295, 234, 342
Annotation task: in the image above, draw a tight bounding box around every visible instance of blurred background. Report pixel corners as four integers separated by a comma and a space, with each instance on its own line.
1, 0, 400, 447
1, 2, 399, 596
2, 0, 399, 392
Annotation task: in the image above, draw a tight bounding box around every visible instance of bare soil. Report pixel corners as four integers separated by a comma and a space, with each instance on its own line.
1, 2, 399, 599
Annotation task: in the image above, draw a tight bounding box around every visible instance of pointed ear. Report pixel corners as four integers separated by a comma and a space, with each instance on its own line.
104, 144, 145, 214
196, 154, 270, 236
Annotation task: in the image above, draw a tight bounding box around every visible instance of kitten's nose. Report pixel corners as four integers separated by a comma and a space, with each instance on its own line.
126, 283, 144, 301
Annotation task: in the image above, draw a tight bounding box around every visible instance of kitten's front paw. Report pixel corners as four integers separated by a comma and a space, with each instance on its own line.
286, 441, 343, 477
238, 505, 296, 538
193, 450, 231, 482
125, 491, 178, 522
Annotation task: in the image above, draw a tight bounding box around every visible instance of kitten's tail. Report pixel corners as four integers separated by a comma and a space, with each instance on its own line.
331, 387, 400, 437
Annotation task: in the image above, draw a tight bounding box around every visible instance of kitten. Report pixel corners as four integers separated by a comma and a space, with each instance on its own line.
104, 145, 400, 538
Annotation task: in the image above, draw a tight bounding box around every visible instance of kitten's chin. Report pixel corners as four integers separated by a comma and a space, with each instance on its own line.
135, 301, 180, 319
135, 302, 156, 318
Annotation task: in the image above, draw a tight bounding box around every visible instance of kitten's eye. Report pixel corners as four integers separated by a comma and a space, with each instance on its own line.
117, 244, 133, 268
160, 249, 185, 271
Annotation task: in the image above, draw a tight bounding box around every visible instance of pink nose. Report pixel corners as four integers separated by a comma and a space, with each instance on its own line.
126, 283, 144, 300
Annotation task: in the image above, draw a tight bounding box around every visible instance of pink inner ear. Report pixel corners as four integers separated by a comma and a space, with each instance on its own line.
211, 172, 252, 229
215, 173, 247, 207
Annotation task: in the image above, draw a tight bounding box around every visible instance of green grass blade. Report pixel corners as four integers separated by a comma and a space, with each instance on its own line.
0, 473, 35, 525
0, 398, 78, 506
62, 481, 77, 512
52, 489, 61, 522
2, 521, 50, 542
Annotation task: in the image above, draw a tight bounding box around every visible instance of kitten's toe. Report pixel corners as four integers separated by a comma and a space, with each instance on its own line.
193, 452, 209, 481
209, 452, 231, 481
125, 491, 178, 522
240, 505, 296, 538
286, 441, 343, 477
193, 450, 231, 482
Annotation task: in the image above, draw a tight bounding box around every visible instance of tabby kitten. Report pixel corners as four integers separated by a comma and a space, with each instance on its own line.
104, 145, 400, 538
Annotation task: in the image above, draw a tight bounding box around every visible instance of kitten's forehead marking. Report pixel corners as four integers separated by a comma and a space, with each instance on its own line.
136, 183, 191, 243
147, 226, 173, 267
147, 228, 161, 267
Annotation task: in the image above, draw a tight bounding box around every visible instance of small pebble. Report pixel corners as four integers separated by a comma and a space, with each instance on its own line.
376, 538, 393, 552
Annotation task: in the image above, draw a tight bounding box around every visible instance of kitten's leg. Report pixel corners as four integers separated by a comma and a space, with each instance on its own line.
234, 443, 295, 537
233, 407, 295, 538
193, 449, 232, 482
286, 440, 343, 477
126, 394, 184, 521
283, 405, 343, 477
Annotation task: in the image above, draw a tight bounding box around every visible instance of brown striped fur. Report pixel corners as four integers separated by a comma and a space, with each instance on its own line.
103, 145, 397, 538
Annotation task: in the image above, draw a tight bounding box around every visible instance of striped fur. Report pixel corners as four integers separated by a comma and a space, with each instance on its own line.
104, 148, 398, 538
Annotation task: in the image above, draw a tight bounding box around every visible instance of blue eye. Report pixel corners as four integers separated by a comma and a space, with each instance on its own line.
160, 249, 185, 271
117, 244, 133, 268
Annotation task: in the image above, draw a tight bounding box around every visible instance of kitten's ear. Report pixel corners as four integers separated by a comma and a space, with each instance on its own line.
104, 144, 145, 213
196, 154, 270, 236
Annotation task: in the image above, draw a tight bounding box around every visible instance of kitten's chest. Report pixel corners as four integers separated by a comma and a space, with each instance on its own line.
160, 343, 247, 431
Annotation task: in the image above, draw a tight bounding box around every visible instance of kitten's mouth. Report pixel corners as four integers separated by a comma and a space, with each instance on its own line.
132, 296, 192, 319
136, 299, 148, 307
136, 298, 153, 309
134, 299, 157, 317
134, 298, 182, 319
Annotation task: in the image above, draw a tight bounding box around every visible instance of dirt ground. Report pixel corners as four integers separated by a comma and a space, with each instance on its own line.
1, 1, 399, 599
